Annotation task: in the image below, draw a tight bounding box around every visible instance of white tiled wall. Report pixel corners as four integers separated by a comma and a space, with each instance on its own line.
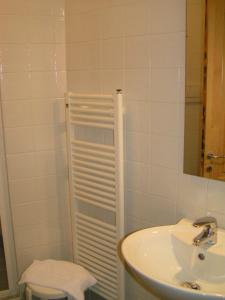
65, 0, 225, 299
0, 0, 224, 298
0, 0, 72, 275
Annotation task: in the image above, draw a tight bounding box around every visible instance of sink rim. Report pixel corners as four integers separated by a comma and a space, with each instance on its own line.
122, 222, 225, 299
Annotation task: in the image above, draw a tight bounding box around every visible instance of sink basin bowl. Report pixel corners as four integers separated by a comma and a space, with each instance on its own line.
122, 219, 225, 300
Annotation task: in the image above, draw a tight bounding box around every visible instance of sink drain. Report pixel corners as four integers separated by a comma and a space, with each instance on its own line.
181, 281, 201, 290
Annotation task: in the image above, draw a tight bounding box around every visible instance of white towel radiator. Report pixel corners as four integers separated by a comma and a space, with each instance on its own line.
65, 92, 124, 300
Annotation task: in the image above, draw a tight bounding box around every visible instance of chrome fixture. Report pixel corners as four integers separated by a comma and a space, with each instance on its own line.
193, 216, 217, 246
207, 153, 225, 160
181, 281, 201, 291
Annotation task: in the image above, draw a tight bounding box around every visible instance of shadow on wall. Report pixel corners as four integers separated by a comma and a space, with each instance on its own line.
53, 99, 73, 260
32, 290, 105, 300
0, 218, 9, 291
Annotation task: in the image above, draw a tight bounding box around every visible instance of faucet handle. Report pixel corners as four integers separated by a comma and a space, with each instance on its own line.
193, 216, 217, 228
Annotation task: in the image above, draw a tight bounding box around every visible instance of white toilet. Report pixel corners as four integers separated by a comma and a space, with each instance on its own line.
25, 283, 68, 300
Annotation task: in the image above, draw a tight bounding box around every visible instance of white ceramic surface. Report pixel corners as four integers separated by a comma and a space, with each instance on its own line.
122, 219, 225, 300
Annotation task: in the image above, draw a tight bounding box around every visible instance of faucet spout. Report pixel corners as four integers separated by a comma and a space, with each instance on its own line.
192, 217, 217, 246
193, 225, 217, 246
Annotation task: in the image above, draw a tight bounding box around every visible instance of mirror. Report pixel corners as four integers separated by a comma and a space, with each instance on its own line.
184, 0, 225, 181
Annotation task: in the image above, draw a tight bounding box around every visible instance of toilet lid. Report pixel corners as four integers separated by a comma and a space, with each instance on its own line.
27, 283, 66, 299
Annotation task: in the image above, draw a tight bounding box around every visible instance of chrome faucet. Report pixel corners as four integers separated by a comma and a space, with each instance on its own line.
192, 216, 217, 246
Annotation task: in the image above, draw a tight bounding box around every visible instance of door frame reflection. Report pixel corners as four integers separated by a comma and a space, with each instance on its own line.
0, 105, 18, 297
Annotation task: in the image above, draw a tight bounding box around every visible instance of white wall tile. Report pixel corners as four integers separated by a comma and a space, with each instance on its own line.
101, 6, 125, 39
65, 0, 105, 15
206, 211, 225, 229
33, 125, 66, 151
126, 161, 148, 194
125, 36, 149, 69
101, 69, 123, 94
1, 72, 32, 100
150, 102, 180, 136
31, 71, 66, 98
9, 174, 67, 206
124, 2, 148, 36
150, 68, 181, 102
207, 180, 225, 214
147, 193, 176, 225
7, 153, 35, 180
67, 70, 101, 93
66, 12, 100, 42
55, 44, 66, 70
12, 202, 45, 227
0, 0, 70, 277
0, 16, 29, 43
29, 16, 54, 43
4, 127, 34, 154
28, 0, 65, 16
125, 214, 154, 236
110, 0, 138, 6
14, 218, 70, 250
12, 197, 68, 229
54, 16, 66, 43
126, 101, 149, 133
17, 242, 71, 275
125, 190, 149, 220
53, 0, 65, 17
149, 0, 186, 33
150, 134, 179, 169
101, 38, 124, 69
149, 165, 178, 200
126, 132, 149, 163
0, 45, 30, 73
67, 41, 100, 70
125, 69, 149, 100
126, 190, 175, 227
9, 178, 39, 204
177, 175, 208, 220
29, 0, 54, 16
2, 101, 33, 127
34, 149, 67, 177
0, 0, 29, 15
150, 33, 185, 68
30, 44, 56, 71
37, 176, 64, 203
31, 100, 65, 125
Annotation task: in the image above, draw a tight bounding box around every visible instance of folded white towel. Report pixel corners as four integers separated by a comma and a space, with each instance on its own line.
19, 260, 97, 300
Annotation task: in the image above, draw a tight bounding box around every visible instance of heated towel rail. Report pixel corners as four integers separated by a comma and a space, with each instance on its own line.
65, 92, 124, 300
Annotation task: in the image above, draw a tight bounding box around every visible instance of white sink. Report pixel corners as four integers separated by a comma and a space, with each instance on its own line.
122, 219, 225, 300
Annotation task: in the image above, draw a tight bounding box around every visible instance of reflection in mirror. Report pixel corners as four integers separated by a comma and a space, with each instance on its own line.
184, 0, 225, 181
0, 218, 8, 291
